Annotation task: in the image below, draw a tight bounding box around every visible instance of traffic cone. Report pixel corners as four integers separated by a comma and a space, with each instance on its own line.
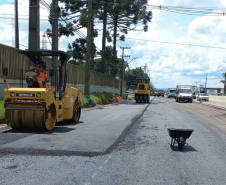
115, 96, 120, 103
199, 97, 202, 104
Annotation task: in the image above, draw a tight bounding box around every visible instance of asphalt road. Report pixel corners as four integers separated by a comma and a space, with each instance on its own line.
0, 97, 226, 185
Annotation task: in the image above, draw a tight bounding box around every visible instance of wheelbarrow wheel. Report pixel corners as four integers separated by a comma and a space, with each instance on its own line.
178, 136, 185, 151
178, 143, 184, 151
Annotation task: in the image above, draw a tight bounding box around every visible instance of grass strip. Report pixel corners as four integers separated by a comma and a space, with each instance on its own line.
0, 100, 5, 119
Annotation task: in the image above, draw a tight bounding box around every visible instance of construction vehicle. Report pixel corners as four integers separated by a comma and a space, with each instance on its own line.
3, 50, 82, 130
157, 90, 164, 97
134, 78, 150, 103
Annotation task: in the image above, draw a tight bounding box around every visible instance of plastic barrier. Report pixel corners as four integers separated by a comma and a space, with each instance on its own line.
114, 96, 120, 103
101, 94, 109, 104
86, 95, 95, 107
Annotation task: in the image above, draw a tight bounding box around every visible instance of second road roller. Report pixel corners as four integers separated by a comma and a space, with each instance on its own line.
3, 50, 82, 130
134, 78, 150, 103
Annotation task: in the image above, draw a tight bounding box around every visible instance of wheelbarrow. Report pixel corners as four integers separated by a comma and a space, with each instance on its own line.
167, 128, 194, 151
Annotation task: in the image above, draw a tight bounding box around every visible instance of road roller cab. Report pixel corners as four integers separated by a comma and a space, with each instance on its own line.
3, 50, 82, 131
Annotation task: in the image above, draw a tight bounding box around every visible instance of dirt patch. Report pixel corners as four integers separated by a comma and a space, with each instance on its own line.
179, 102, 226, 133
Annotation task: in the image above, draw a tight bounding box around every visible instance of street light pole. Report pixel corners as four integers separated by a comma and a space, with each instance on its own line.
128, 57, 138, 65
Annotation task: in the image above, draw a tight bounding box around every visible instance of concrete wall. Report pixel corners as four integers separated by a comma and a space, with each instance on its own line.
0, 80, 121, 99
209, 95, 226, 102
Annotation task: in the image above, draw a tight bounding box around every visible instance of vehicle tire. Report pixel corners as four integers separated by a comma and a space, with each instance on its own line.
178, 143, 184, 151
71, 100, 82, 122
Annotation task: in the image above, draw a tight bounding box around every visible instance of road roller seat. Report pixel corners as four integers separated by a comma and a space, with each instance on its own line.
26, 61, 48, 88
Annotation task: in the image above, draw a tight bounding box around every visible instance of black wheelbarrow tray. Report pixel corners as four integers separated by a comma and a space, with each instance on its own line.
167, 128, 194, 151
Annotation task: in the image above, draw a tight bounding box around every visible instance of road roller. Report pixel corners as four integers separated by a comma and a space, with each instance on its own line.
134, 78, 150, 103
3, 50, 82, 130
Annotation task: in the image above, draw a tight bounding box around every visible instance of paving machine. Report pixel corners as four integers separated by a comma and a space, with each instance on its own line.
3, 50, 82, 130
134, 78, 150, 103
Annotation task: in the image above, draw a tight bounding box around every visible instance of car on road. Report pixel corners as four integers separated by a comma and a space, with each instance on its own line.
197, 93, 209, 101
167, 88, 176, 98
126, 89, 134, 94
192, 93, 196, 99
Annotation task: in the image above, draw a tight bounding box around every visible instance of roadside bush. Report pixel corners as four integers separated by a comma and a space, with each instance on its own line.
0, 100, 5, 119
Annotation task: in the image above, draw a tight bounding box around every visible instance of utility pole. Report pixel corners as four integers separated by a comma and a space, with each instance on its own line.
205, 73, 207, 93
140, 67, 142, 78
15, 0, 19, 49
143, 63, 147, 73
51, 0, 59, 86
224, 69, 226, 94
120, 47, 130, 96
84, 0, 93, 95
28, 0, 40, 65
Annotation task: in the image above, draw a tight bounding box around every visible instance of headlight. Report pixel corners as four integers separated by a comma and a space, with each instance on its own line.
134, 90, 137, 93
36, 93, 41, 97
10, 92, 15, 97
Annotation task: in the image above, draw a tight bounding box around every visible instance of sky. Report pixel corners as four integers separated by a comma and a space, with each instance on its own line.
0, 0, 226, 89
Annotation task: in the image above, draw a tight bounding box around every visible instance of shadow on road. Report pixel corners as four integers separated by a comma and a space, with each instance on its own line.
169, 143, 198, 152
2, 121, 84, 134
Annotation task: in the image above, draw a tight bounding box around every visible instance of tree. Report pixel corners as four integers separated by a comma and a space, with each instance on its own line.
94, 58, 105, 72
106, 0, 152, 76
125, 68, 149, 89
46, 1, 98, 68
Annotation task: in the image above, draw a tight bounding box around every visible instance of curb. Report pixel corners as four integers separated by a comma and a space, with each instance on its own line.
193, 100, 226, 111
0, 124, 10, 132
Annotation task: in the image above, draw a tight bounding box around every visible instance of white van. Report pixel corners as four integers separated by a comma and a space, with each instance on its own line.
175, 85, 193, 103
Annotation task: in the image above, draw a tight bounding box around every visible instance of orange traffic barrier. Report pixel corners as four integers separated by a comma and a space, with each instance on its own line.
101, 94, 109, 104
199, 97, 202, 103
114, 96, 120, 103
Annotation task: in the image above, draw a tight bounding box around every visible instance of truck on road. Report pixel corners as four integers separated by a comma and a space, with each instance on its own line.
157, 90, 164, 97
167, 88, 176, 98
175, 85, 193, 103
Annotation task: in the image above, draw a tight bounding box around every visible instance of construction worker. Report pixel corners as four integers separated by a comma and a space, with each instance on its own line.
29, 60, 47, 88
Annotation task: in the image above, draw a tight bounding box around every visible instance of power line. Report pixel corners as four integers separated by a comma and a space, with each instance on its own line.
126, 38, 226, 50
147, 5, 226, 16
